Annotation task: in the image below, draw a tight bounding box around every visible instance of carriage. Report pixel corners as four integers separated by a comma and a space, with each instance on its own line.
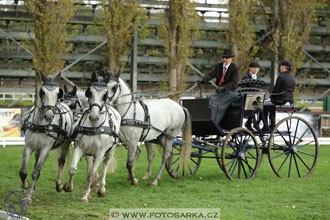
170, 79, 319, 180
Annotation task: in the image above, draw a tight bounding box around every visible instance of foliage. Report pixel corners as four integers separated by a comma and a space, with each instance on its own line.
99, 0, 148, 73
158, 0, 199, 95
0, 145, 329, 219
226, 0, 258, 78
24, 0, 75, 78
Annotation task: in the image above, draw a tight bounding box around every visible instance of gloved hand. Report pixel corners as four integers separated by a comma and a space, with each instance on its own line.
216, 86, 224, 93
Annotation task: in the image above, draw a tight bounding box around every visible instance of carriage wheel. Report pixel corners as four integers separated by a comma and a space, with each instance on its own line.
168, 142, 202, 177
268, 116, 319, 178
220, 128, 260, 180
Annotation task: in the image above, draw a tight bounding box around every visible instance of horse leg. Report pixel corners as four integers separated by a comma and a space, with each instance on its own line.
64, 147, 83, 193
86, 155, 99, 191
97, 148, 115, 197
56, 142, 70, 192
126, 143, 139, 185
26, 147, 51, 204
19, 146, 33, 190
142, 142, 155, 180
81, 153, 104, 203
151, 137, 172, 186
127, 146, 141, 180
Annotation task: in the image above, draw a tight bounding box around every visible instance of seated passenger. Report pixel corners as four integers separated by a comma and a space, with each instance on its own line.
242, 62, 260, 130
263, 60, 296, 130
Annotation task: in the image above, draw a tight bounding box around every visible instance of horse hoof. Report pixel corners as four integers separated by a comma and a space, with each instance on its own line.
93, 184, 100, 193
26, 196, 33, 205
56, 183, 63, 192
150, 182, 158, 187
80, 198, 89, 203
21, 181, 29, 190
142, 175, 150, 180
131, 178, 139, 185
98, 189, 106, 197
63, 183, 73, 192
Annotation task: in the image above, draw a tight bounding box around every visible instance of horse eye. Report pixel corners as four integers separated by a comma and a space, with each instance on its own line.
112, 85, 117, 92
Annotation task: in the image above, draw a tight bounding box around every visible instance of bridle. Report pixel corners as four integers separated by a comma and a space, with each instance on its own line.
38, 83, 60, 115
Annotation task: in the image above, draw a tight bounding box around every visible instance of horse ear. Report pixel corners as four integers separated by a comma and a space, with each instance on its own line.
58, 88, 64, 100
104, 74, 110, 83
91, 71, 98, 82
85, 88, 91, 98
55, 71, 61, 82
103, 92, 108, 102
39, 88, 43, 100
72, 85, 77, 95
114, 70, 121, 79
64, 84, 68, 94
40, 71, 48, 82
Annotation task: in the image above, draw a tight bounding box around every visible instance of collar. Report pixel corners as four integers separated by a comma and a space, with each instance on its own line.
223, 63, 231, 69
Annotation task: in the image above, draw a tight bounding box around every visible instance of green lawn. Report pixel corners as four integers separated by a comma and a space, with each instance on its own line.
0, 144, 329, 220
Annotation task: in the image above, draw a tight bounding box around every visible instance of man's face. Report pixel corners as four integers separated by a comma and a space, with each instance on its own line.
250, 67, 259, 75
222, 57, 233, 65
280, 65, 287, 72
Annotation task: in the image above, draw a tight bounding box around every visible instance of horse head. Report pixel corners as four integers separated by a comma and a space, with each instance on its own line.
39, 72, 63, 122
86, 72, 108, 122
104, 70, 121, 103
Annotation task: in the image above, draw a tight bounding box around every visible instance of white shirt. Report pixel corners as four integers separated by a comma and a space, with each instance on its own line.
250, 72, 257, 79
223, 63, 231, 70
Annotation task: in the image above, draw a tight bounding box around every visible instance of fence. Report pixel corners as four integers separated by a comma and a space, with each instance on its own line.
0, 92, 34, 102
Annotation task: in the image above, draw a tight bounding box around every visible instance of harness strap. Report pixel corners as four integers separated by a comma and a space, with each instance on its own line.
72, 126, 117, 139
24, 121, 67, 138
138, 100, 151, 142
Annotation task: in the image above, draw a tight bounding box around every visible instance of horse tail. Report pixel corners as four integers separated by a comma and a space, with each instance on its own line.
180, 107, 192, 174
107, 149, 117, 173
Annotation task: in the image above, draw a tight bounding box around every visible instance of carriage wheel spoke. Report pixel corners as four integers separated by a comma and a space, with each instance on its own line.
286, 119, 293, 145
242, 158, 254, 172
293, 153, 301, 177
230, 159, 238, 177
294, 127, 310, 145
296, 150, 315, 157
288, 153, 293, 177
241, 160, 248, 178
277, 152, 290, 173
246, 151, 257, 160
296, 141, 315, 149
238, 160, 242, 179
293, 119, 300, 144
294, 152, 312, 171
272, 149, 291, 160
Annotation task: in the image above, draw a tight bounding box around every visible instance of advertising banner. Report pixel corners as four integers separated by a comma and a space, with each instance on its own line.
0, 108, 22, 137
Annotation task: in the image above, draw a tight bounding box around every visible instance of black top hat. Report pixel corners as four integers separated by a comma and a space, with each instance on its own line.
222, 49, 235, 58
249, 62, 260, 68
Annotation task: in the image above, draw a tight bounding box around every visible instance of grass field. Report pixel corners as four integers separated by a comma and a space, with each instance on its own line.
0, 144, 329, 220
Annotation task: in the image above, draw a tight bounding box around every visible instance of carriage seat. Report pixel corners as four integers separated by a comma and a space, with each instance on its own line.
275, 101, 298, 112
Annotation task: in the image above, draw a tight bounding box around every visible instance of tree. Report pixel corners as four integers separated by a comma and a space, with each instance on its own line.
260, 0, 317, 74
226, 0, 258, 78
158, 0, 199, 94
100, 0, 147, 73
24, 0, 75, 99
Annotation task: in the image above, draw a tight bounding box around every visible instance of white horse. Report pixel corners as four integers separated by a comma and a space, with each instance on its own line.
63, 83, 155, 182
20, 73, 74, 203
105, 72, 192, 186
63, 76, 121, 202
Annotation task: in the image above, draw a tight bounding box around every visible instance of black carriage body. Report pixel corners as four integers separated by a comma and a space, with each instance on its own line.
181, 92, 266, 137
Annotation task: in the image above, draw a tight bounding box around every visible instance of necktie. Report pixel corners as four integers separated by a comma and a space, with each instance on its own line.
218, 67, 227, 86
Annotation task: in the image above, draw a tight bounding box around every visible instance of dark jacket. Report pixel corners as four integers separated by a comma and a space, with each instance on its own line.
241, 72, 257, 80
271, 71, 296, 104
202, 62, 239, 91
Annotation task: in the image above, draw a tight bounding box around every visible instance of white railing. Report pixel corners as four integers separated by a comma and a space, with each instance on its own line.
0, 92, 35, 102
0, 137, 25, 147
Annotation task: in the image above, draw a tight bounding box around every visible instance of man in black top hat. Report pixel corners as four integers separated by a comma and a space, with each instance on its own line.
199, 49, 239, 92
242, 62, 260, 80
198, 49, 239, 124
263, 60, 296, 130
